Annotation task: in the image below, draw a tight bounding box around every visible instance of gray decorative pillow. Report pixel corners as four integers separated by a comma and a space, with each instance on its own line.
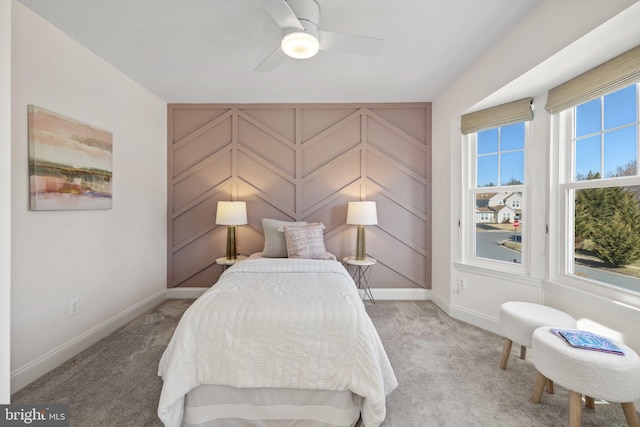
261, 218, 307, 257
283, 223, 334, 260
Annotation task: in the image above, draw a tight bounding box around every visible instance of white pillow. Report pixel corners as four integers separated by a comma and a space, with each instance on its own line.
283, 223, 335, 260
261, 218, 307, 258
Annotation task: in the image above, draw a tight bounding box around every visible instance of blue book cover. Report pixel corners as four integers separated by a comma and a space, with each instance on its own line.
550, 329, 625, 355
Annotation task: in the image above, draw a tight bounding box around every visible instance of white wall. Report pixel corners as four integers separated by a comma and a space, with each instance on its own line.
1, 0, 12, 403
432, 0, 640, 348
10, 2, 167, 392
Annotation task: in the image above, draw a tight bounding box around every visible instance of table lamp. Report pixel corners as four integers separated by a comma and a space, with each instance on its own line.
216, 201, 247, 260
346, 201, 377, 261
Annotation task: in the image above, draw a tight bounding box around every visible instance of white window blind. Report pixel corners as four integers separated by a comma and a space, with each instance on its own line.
545, 44, 640, 114
461, 97, 533, 135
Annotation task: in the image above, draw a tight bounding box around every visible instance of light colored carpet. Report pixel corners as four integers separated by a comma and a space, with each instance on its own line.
12, 299, 633, 426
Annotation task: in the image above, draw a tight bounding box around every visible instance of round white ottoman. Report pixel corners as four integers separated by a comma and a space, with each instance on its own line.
531, 326, 640, 427
499, 301, 576, 370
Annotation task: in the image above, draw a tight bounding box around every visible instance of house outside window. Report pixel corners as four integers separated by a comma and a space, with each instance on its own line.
500, 210, 512, 223
466, 122, 527, 268
555, 83, 640, 294
509, 198, 521, 208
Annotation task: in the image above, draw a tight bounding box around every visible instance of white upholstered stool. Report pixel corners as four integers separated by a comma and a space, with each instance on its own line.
499, 301, 577, 370
531, 326, 640, 427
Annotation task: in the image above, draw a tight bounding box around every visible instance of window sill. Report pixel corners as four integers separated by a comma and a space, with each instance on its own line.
546, 274, 640, 312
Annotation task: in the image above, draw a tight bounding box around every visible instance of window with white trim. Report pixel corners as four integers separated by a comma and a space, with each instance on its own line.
465, 122, 527, 268
557, 83, 640, 293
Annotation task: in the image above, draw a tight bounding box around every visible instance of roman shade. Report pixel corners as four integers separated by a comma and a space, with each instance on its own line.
461, 97, 533, 135
545, 44, 640, 114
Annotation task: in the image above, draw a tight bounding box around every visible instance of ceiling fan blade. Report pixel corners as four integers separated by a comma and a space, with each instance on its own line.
259, 0, 304, 31
318, 30, 384, 56
254, 45, 287, 72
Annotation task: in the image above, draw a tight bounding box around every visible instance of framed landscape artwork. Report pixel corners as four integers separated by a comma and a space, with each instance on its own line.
28, 105, 113, 210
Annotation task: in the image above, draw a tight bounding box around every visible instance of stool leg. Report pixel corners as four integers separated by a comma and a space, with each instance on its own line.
585, 396, 595, 410
569, 391, 582, 427
520, 345, 526, 360
500, 339, 512, 370
531, 372, 547, 403
621, 402, 640, 427
546, 380, 555, 394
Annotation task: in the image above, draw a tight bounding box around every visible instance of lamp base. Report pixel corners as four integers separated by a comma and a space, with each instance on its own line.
226, 225, 237, 260
355, 225, 366, 261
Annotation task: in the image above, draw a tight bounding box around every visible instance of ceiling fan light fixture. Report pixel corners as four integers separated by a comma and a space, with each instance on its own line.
281, 31, 319, 59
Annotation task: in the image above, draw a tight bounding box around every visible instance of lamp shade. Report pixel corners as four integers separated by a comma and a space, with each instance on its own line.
346, 201, 377, 225
215, 201, 247, 225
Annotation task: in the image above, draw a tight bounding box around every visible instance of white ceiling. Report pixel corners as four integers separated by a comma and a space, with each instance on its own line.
18, 0, 542, 103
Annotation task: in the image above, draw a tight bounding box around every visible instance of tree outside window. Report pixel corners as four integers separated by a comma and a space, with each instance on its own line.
568, 84, 640, 292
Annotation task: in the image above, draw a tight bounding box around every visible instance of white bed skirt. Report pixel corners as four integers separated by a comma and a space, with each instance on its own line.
182, 384, 362, 427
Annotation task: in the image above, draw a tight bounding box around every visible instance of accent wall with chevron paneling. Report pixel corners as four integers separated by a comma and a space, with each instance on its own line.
168, 103, 431, 290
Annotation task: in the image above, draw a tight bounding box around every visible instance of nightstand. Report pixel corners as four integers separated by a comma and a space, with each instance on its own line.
343, 256, 376, 303
216, 255, 248, 270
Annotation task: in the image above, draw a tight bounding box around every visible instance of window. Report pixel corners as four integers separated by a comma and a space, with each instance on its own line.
467, 122, 527, 267
558, 83, 640, 293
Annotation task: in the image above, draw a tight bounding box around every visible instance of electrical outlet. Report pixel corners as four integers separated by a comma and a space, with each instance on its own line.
68, 298, 79, 318
458, 277, 468, 291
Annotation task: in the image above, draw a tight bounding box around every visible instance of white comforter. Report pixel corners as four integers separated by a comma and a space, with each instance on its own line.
158, 258, 397, 427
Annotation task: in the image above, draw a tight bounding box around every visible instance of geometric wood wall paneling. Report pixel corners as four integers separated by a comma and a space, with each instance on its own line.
372, 262, 424, 289
368, 107, 428, 142
172, 193, 220, 246
374, 190, 427, 255
241, 109, 296, 141
171, 228, 219, 286
172, 150, 232, 211
301, 151, 361, 213
173, 116, 232, 176
174, 264, 219, 288
301, 118, 361, 177
168, 103, 431, 289
366, 151, 427, 213
368, 227, 427, 285
301, 108, 359, 141
367, 117, 427, 179
238, 116, 296, 177
238, 184, 297, 226
237, 151, 297, 214
361, 104, 431, 290
171, 108, 231, 142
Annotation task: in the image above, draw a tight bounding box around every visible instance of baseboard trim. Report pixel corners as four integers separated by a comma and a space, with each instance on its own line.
430, 292, 451, 315
364, 287, 431, 300
166, 287, 208, 299
449, 303, 501, 336
10, 289, 167, 393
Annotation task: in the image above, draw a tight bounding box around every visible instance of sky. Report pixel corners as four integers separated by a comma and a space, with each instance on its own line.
477, 121, 524, 187
575, 84, 638, 179
476, 83, 638, 186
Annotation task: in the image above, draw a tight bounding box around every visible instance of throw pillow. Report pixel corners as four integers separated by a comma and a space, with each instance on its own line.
283, 223, 334, 259
261, 218, 307, 257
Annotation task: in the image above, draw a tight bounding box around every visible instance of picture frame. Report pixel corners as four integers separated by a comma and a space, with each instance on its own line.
28, 105, 113, 211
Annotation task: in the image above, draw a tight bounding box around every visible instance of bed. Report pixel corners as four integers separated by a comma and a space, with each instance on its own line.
157, 255, 397, 427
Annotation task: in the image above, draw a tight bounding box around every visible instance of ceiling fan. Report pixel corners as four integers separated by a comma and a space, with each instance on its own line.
255, 0, 384, 72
